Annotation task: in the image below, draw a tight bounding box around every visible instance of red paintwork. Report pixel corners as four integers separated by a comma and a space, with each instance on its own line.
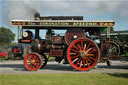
65, 29, 85, 45
21, 40, 31, 43
0, 49, 7, 58
67, 38, 100, 71
100, 38, 110, 62
14, 48, 20, 53
50, 49, 63, 57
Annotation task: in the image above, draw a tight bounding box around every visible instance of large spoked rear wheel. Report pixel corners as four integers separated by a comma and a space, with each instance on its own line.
67, 38, 100, 71
24, 52, 42, 71
109, 41, 120, 57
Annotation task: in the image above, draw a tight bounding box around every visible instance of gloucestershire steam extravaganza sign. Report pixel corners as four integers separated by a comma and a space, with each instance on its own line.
12, 20, 115, 27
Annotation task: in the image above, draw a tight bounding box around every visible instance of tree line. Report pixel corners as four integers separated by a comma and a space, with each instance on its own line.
0, 27, 15, 49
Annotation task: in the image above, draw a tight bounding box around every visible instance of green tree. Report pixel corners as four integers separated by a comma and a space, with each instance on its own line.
0, 27, 15, 45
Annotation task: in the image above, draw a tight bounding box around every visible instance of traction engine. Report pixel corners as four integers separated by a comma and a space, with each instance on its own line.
11, 13, 115, 71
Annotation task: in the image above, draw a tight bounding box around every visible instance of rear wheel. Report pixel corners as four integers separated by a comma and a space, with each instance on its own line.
109, 41, 120, 58
67, 38, 100, 71
106, 41, 120, 66
24, 52, 42, 71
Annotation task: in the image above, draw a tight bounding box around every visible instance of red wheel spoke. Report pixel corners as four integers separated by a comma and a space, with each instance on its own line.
71, 49, 79, 53
71, 54, 80, 58
83, 58, 85, 68
81, 40, 83, 50
73, 44, 79, 50
33, 63, 37, 67
70, 53, 77, 55
88, 50, 96, 54
89, 56, 96, 61
77, 44, 82, 50
28, 56, 32, 61
76, 58, 81, 65
87, 54, 94, 56
86, 57, 92, 63
33, 64, 37, 69
32, 56, 34, 59
86, 43, 91, 51
33, 56, 36, 59
33, 63, 37, 66
80, 60, 82, 68
30, 64, 33, 68
86, 48, 92, 53
35, 60, 40, 63
86, 59, 89, 67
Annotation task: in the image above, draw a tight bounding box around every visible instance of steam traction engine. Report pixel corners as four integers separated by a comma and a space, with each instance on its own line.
101, 30, 128, 63
11, 13, 115, 71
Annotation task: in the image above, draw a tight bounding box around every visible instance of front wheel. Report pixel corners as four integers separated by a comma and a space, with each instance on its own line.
24, 52, 42, 71
67, 38, 100, 71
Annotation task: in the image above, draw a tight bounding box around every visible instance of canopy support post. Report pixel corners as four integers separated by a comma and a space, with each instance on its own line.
107, 27, 110, 38
35, 28, 39, 39
17, 25, 20, 42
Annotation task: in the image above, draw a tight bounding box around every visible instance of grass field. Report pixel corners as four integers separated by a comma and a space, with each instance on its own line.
0, 57, 8, 60
0, 73, 128, 85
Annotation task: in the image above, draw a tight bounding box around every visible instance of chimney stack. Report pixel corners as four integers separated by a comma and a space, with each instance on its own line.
34, 12, 40, 20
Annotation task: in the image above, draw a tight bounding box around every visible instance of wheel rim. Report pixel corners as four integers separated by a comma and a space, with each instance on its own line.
24, 52, 42, 71
67, 38, 100, 71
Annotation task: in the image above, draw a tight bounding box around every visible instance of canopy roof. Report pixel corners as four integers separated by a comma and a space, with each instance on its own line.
101, 30, 128, 36
11, 20, 115, 28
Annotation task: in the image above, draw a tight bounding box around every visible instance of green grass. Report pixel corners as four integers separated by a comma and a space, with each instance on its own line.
48, 57, 55, 60
46, 55, 55, 61
0, 56, 8, 60
0, 73, 128, 85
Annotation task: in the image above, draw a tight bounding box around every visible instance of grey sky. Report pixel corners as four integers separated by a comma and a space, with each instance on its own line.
0, 0, 128, 42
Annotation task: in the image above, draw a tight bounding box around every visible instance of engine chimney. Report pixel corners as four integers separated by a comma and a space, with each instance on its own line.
34, 13, 40, 20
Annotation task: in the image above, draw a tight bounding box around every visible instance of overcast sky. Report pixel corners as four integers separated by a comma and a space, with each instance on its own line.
0, 0, 128, 42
